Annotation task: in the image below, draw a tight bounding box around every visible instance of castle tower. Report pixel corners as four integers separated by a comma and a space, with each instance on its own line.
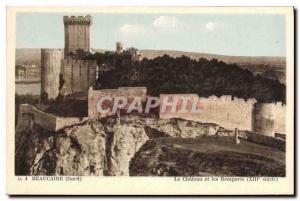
63, 15, 92, 56
41, 49, 64, 102
252, 103, 275, 137
116, 42, 123, 54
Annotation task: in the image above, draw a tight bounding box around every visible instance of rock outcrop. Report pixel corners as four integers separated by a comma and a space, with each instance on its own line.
15, 115, 285, 176
16, 122, 107, 176
15, 115, 154, 176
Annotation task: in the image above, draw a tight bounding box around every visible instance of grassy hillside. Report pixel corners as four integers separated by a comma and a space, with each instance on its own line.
130, 136, 285, 176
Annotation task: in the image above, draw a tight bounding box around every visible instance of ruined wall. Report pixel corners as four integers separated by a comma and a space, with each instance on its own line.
19, 104, 87, 132
61, 58, 98, 97
88, 87, 147, 119
56, 117, 89, 130
19, 104, 57, 131
245, 131, 285, 151
63, 16, 92, 55
40, 49, 63, 101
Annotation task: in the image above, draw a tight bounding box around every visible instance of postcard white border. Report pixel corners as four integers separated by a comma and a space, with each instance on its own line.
6, 6, 294, 195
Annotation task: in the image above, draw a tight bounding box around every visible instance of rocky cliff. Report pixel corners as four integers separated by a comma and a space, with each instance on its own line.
15, 115, 285, 176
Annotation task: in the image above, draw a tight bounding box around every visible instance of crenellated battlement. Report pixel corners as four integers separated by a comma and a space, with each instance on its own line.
63, 15, 92, 25
198, 95, 257, 105
274, 101, 286, 106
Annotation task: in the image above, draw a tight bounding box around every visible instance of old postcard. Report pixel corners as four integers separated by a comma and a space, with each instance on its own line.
7, 7, 294, 195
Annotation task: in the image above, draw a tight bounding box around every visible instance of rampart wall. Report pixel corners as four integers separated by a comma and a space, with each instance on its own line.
160, 94, 257, 131
88, 89, 286, 137
159, 94, 286, 136
19, 104, 88, 131
88, 87, 147, 119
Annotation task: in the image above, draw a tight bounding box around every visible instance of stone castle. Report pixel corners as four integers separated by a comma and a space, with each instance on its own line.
40, 15, 98, 101
36, 15, 286, 138
40, 15, 141, 101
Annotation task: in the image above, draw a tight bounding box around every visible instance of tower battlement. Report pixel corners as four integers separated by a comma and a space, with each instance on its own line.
63, 15, 92, 25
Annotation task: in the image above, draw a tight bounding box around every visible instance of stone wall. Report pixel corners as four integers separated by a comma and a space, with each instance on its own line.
245, 131, 285, 151
61, 58, 98, 97
88, 87, 147, 119
88, 89, 286, 137
19, 104, 88, 132
159, 94, 286, 136
19, 104, 57, 131
160, 94, 257, 131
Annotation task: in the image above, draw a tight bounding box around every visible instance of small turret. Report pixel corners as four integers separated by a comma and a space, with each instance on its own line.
252, 103, 275, 137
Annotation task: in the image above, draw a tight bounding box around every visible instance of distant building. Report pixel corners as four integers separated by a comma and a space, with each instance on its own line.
116, 42, 123, 54
15, 65, 25, 77
15, 64, 39, 79
127, 47, 141, 62
24, 64, 39, 77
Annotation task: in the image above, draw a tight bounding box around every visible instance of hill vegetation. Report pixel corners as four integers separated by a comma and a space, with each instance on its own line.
15, 48, 286, 103
77, 50, 286, 103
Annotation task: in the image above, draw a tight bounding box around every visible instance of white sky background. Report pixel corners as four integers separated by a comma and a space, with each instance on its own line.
16, 13, 286, 57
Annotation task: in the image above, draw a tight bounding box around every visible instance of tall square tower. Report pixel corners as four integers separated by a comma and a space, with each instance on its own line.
63, 15, 92, 56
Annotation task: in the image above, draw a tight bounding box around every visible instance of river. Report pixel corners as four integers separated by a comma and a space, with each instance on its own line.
15, 82, 41, 95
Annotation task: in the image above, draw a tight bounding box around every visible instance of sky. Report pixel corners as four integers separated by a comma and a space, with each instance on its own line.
16, 13, 286, 57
